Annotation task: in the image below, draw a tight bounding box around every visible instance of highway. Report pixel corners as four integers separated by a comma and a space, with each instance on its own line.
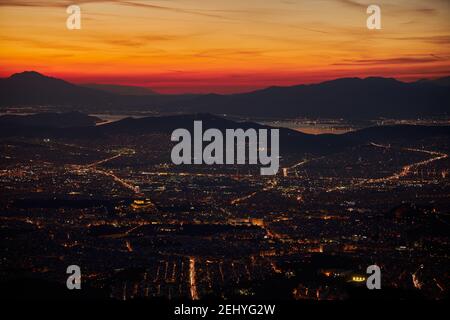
326, 143, 448, 192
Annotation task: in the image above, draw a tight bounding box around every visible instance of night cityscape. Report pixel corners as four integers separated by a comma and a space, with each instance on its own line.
0, 1, 449, 316
0, 109, 449, 301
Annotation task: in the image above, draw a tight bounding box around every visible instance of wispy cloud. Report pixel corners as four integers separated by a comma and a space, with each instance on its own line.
99, 34, 189, 47
333, 0, 366, 9
0, 34, 90, 51
391, 35, 450, 45
333, 55, 446, 66
414, 7, 437, 15
0, 0, 229, 19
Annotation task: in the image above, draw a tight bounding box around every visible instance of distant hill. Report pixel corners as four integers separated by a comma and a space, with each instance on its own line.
81, 83, 158, 96
163, 77, 450, 119
1, 71, 449, 119
94, 114, 450, 153
415, 76, 450, 87
0, 71, 193, 110
0, 71, 113, 107
0, 111, 101, 128
1, 113, 448, 157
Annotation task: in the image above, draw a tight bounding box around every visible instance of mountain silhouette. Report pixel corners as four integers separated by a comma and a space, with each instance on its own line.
0, 111, 101, 128
0, 71, 113, 107
0, 71, 190, 110
1, 71, 449, 119
416, 76, 450, 87
1, 113, 448, 157
81, 83, 158, 96
164, 77, 450, 119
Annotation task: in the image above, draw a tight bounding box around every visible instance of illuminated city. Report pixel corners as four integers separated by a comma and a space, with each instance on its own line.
0, 110, 449, 301
0, 0, 449, 308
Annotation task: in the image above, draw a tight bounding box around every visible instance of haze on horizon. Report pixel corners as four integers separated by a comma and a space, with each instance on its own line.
0, 0, 449, 94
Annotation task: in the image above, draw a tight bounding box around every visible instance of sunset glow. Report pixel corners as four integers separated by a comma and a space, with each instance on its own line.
0, 0, 449, 93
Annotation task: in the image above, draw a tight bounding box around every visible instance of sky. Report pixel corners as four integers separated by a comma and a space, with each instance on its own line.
0, 0, 449, 93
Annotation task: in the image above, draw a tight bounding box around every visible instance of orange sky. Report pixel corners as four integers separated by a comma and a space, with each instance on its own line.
0, 0, 449, 93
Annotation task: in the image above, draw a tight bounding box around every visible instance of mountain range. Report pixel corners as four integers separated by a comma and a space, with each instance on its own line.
1, 71, 449, 119
0, 111, 101, 128
1, 112, 449, 158
169, 77, 450, 118
0, 71, 192, 110
81, 83, 158, 96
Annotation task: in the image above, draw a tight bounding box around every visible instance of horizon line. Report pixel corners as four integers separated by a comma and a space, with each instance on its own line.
3, 70, 450, 96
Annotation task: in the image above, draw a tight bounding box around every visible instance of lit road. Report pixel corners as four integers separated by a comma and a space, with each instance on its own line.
229, 157, 317, 205
230, 179, 277, 205
365, 143, 448, 183
326, 143, 448, 192
189, 257, 199, 300
90, 167, 140, 193
288, 156, 322, 171
71, 149, 140, 194
86, 153, 124, 168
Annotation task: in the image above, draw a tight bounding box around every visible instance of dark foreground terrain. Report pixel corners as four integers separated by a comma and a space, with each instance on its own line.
0, 113, 449, 300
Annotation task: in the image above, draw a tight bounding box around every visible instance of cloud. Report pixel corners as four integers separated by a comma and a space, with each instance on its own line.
332, 56, 446, 66
333, 0, 366, 9
98, 33, 193, 47
118, 1, 228, 19
191, 48, 267, 60
0, 0, 229, 19
392, 35, 450, 45
413, 7, 437, 15
0, 34, 90, 51
0, 0, 70, 7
